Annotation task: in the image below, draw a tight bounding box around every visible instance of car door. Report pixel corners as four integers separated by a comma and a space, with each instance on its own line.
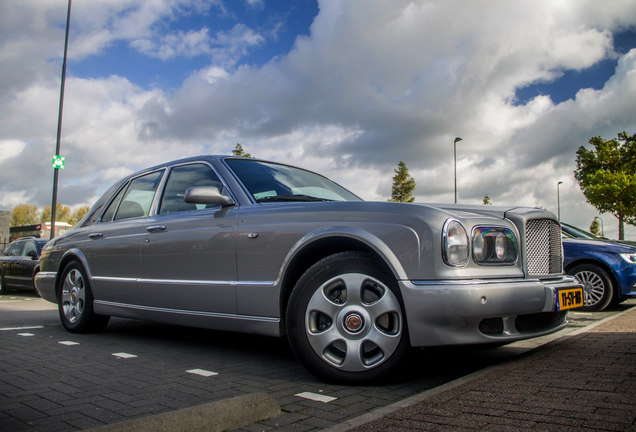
4, 240, 25, 287
14, 239, 38, 288
80, 170, 164, 305
139, 162, 238, 314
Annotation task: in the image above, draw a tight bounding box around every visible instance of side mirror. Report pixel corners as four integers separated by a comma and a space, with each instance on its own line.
27, 250, 38, 259
184, 186, 235, 207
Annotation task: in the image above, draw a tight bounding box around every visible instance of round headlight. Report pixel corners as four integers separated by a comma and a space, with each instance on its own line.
443, 219, 469, 267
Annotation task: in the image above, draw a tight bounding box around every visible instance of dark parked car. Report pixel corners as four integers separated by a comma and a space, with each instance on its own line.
36, 156, 582, 382
561, 224, 636, 311
0, 237, 48, 294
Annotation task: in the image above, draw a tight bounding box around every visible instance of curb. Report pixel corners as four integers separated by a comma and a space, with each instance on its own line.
322, 306, 636, 432
84, 392, 281, 432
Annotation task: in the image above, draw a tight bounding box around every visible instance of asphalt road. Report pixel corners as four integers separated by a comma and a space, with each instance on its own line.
1, 292, 632, 432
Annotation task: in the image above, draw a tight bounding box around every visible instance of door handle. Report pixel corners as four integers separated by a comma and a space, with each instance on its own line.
146, 225, 166, 233
88, 233, 103, 239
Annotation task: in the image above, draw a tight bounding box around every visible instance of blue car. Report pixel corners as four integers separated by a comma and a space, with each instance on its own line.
561, 223, 636, 311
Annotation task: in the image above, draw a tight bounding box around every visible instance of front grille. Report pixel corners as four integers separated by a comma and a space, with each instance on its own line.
479, 317, 504, 335
525, 219, 562, 275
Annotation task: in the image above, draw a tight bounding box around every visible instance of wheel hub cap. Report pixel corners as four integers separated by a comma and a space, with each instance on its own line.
344, 313, 364, 333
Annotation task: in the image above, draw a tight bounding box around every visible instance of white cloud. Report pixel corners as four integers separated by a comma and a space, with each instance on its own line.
1, 0, 635, 239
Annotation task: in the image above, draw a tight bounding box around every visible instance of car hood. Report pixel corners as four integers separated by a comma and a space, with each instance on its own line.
562, 237, 636, 253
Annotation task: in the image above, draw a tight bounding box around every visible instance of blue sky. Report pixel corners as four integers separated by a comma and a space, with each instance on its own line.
69, 0, 319, 91
1, 0, 636, 239
516, 27, 636, 104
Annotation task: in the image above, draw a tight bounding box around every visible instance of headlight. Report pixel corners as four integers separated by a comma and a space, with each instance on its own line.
472, 227, 518, 264
443, 219, 469, 267
620, 253, 636, 264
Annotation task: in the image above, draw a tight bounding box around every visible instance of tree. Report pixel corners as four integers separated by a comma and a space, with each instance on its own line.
589, 218, 602, 237
482, 195, 492, 205
41, 204, 72, 224
389, 161, 416, 203
574, 132, 636, 240
69, 206, 91, 225
232, 143, 251, 157
10, 204, 39, 226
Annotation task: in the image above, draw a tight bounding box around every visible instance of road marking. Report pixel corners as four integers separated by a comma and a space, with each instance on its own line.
17, 333, 35, 337
112, 352, 138, 359
0, 326, 44, 331
186, 369, 219, 377
295, 392, 337, 403
59, 341, 80, 346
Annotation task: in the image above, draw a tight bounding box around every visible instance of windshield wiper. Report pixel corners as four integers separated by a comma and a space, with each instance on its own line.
255, 195, 333, 203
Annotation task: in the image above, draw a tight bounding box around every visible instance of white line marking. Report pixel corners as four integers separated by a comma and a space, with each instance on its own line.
17, 333, 35, 337
0, 326, 44, 331
59, 341, 80, 346
295, 392, 337, 403
186, 369, 218, 377
112, 352, 138, 359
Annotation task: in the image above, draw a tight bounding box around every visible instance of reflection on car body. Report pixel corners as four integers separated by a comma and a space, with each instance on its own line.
36, 156, 582, 382
0, 237, 47, 294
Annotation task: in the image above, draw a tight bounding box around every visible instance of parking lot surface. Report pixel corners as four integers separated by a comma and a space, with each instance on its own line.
0, 294, 631, 431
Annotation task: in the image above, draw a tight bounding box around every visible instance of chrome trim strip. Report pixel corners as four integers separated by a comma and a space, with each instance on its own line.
410, 278, 543, 286
91, 275, 275, 287
94, 300, 280, 323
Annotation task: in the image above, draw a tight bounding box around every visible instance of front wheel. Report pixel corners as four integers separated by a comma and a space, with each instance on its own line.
286, 252, 408, 383
568, 264, 613, 311
58, 261, 110, 333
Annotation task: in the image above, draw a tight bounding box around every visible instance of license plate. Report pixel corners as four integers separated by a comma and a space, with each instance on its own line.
556, 287, 584, 310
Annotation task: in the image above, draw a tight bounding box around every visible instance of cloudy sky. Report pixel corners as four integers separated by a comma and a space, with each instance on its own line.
1, 0, 635, 239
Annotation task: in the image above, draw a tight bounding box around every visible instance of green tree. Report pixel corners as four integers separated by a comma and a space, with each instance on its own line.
10, 204, 39, 226
574, 132, 636, 240
389, 161, 416, 203
69, 206, 90, 225
589, 218, 602, 237
232, 143, 251, 157
40, 204, 72, 224
482, 195, 492, 205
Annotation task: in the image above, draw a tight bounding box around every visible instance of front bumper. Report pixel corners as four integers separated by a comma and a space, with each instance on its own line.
400, 275, 581, 347
34, 271, 58, 304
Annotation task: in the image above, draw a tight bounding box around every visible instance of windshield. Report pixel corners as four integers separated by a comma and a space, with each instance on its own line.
560, 223, 600, 240
225, 159, 362, 203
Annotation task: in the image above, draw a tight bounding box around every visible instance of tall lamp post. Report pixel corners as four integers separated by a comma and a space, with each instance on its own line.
557, 181, 563, 222
453, 137, 463, 203
50, 0, 72, 240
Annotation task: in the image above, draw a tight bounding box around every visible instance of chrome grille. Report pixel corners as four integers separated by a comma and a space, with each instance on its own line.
525, 219, 562, 275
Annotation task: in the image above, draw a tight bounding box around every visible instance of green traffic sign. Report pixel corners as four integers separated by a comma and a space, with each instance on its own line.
52, 155, 65, 169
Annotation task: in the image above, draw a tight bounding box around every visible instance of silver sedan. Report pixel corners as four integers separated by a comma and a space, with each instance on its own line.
36, 156, 582, 382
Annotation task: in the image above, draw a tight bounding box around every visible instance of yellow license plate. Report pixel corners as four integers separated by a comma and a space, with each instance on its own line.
556, 287, 584, 310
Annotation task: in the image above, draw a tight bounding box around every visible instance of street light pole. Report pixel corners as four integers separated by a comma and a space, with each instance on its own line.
50, 0, 72, 240
557, 181, 563, 222
453, 137, 463, 203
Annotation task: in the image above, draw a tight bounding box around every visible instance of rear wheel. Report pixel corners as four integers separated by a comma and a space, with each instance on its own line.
58, 261, 110, 333
286, 252, 408, 383
568, 264, 613, 311
0, 274, 7, 295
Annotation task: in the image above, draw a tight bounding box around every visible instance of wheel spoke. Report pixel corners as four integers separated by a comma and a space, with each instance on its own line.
340, 339, 365, 371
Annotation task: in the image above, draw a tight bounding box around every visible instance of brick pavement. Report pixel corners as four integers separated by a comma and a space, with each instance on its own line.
337, 307, 636, 431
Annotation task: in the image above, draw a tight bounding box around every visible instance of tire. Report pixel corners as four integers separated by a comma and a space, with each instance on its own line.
58, 261, 110, 333
568, 264, 613, 312
286, 252, 408, 383
0, 273, 7, 295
